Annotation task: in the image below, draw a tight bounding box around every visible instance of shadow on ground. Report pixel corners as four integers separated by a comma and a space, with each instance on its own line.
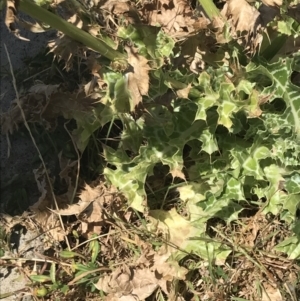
1, 10, 56, 300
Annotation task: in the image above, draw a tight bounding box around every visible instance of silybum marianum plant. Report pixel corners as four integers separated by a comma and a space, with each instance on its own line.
5, 0, 300, 258
2, 0, 300, 299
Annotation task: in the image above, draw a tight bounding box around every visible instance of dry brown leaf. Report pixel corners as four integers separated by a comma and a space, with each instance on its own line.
86, 52, 102, 75
95, 237, 187, 300
95, 261, 184, 300
5, 0, 45, 37
0, 211, 34, 234
29, 167, 70, 243
96, 266, 158, 300
143, 0, 195, 38
170, 168, 186, 180
1, 89, 97, 135
247, 0, 282, 5
58, 151, 78, 183
53, 184, 104, 216
5, 0, 30, 41
102, 1, 129, 16
28, 83, 59, 99
152, 252, 188, 281
5, 0, 18, 32
176, 84, 192, 99
53, 183, 117, 236
82, 76, 99, 96
223, 0, 261, 35
48, 34, 86, 71
101, 0, 140, 24
125, 46, 150, 111
261, 0, 282, 7
18, 19, 48, 33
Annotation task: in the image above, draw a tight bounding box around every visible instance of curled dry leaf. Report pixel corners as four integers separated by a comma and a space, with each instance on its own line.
53, 184, 117, 236
1, 88, 97, 135
142, 0, 196, 38
96, 267, 158, 300
28, 83, 60, 99
170, 168, 186, 180
95, 253, 187, 300
48, 14, 87, 71
176, 84, 192, 99
29, 167, 70, 243
48, 33, 86, 71
101, 0, 140, 24
5, 0, 18, 32
86, 52, 102, 75
53, 184, 104, 215
125, 46, 150, 111
95, 233, 188, 300
17, 20, 47, 33
81, 76, 100, 97
57, 151, 79, 207
0, 211, 34, 234
5, 0, 30, 41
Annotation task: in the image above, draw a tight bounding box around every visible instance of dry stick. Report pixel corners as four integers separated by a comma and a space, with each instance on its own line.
1, 256, 72, 266
4, 44, 71, 250
0, 288, 27, 299
5, 133, 11, 158
71, 230, 119, 251
23, 67, 51, 82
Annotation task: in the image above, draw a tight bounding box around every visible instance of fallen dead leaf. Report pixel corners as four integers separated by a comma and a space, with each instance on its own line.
95, 249, 187, 300
86, 52, 102, 75
53, 183, 117, 236
0, 211, 34, 234
261, 0, 282, 7
223, 0, 261, 35
5, 0, 30, 41
95, 266, 158, 300
48, 33, 86, 71
1, 89, 97, 135
170, 168, 186, 180
17, 19, 47, 33
29, 167, 70, 243
142, 0, 196, 38
125, 46, 150, 111
5, 0, 18, 32
176, 84, 192, 99
101, 0, 140, 24
148, 208, 202, 252
28, 83, 59, 99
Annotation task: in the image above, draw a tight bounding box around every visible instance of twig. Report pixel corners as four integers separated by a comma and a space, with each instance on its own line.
4, 44, 71, 250
23, 67, 51, 82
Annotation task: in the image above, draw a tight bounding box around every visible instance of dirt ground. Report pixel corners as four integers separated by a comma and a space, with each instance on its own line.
1, 11, 55, 300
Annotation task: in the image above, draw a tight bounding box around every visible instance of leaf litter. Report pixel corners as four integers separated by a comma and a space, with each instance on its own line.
2, 0, 300, 300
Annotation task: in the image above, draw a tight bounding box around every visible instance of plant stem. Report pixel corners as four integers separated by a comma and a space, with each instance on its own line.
19, 0, 127, 62
197, 0, 221, 20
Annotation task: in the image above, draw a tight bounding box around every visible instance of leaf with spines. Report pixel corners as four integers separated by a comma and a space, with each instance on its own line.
246, 56, 300, 137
